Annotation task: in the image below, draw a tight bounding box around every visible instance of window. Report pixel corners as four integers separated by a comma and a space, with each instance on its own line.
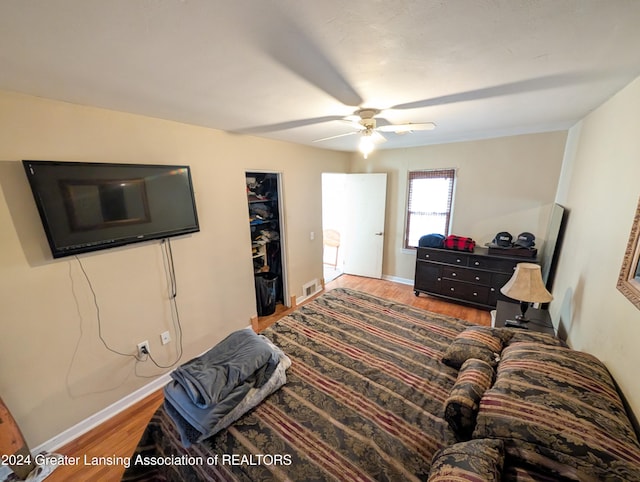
404, 169, 455, 249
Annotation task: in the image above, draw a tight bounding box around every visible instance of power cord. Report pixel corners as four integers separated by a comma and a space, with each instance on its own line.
135, 238, 185, 369
76, 256, 138, 359
75, 238, 185, 371
137, 334, 181, 369
155, 237, 184, 368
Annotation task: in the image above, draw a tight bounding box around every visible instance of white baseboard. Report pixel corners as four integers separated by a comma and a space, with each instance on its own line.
26, 333, 246, 461
382, 274, 413, 286
0, 373, 170, 481
35, 373, 171, 455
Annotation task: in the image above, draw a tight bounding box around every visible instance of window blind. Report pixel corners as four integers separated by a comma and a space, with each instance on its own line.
405, 169, 455, 248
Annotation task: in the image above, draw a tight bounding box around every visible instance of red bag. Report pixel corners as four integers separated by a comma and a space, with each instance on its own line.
443, 235, 476, 252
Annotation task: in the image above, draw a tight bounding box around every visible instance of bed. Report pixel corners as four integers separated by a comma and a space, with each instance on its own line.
123, 288, 640, 481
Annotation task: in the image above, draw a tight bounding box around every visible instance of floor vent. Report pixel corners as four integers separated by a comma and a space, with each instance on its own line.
302, 279, 321, 299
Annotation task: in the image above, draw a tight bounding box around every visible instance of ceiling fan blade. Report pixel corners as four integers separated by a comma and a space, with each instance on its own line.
372, 116, 393, 127
390, 72, 594, 110
376, 122, 436, 133
232, 115, 345, 135
371, 131, 387, 143
313, 131, 358, 143
339, 119, 366, 130
248, 5, 362, 106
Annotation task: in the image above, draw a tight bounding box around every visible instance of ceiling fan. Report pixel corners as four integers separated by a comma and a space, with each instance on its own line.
235, 5, 584, 156
313, 108, 436, 158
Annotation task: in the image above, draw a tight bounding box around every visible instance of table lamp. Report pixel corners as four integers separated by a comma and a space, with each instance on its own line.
500, 263, 553, 327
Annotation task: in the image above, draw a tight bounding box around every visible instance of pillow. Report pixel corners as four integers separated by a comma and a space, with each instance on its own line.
428, 439, 504, 481
444, 358, 495, 440
473, 342, 640, 480
442, 326, 507, 369
504, 329, 567, 348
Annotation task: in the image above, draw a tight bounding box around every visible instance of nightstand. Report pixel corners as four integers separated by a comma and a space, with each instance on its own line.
493, 300, 555, 336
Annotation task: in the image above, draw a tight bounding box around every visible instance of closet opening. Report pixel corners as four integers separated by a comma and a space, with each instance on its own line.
246, 171, 287, 318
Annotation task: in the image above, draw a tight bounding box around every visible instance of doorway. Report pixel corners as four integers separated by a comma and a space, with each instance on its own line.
322, 173, 387, 281
246, 171, 288, 316
322, 174, 346, 282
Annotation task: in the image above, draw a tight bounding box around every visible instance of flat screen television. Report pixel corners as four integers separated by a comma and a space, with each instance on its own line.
23, 160, 200, 258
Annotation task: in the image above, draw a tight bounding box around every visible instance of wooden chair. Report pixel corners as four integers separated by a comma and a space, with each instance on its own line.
323, 229, 341, 269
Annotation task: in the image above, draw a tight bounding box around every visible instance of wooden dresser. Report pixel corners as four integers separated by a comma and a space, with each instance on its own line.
414, 246, 538, 309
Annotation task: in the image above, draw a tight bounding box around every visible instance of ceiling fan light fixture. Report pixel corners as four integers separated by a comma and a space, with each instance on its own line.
359, 133, 375, 159
311, 108, 435, 155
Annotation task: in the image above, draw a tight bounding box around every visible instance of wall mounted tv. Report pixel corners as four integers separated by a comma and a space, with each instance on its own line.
23, 160, 200, 258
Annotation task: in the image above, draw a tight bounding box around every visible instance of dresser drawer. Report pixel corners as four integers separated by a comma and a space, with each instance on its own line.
442, 266, 491, 285
489, 272, 516, 304
418, 248, 469, 266
468, 256, 518, 273
441, 279, 490, 305
491, 272, 513, 289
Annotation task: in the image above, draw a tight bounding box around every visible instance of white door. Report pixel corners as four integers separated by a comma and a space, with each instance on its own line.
342, 173, 387, 279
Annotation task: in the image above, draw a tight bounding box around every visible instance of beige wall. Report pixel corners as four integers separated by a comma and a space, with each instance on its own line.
551, 75, 640, 418
0, 90, 349, 447
350, 132, 568, 281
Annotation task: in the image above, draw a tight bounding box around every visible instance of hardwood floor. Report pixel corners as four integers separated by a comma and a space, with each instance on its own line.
255, 274, 490, 331
327, 275, 490, 325
40, 275, 489, 481
43, 390, 164, 482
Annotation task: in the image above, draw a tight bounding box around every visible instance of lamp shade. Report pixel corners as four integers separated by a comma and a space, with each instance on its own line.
500, 262, 553, 303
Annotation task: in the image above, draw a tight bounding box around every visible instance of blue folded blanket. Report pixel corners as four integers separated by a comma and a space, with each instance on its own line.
163, 328, 290, 447
165, 354, 290, 447
170, 328, 278, 409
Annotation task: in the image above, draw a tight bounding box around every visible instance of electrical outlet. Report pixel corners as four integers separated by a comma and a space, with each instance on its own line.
137, 340, 150, 358
160, 331, 171, 345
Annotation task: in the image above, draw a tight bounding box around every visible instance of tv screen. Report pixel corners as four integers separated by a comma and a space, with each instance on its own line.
23, 160, 200, 258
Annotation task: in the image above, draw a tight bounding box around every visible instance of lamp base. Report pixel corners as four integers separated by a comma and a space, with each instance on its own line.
514, 313, 531, 322
514, 301, 532, 323
504, 319, 530, 329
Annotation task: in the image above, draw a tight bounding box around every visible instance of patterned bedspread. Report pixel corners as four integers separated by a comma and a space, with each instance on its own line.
123, 288, 472, 481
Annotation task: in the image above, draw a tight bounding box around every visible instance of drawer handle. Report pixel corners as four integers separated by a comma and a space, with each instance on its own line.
437, 278, 441, 281
475, 276, 480, 281
473, 292, 478, 296
456, 259, 462, 263
425, 254, 430, 258
452, 272, 457, 276
450, 287, 455, 291
491, 288, 495, 292
474, 261, 480, 266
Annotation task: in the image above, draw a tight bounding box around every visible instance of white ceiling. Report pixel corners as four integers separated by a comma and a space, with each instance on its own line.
2, 0, 640, 152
